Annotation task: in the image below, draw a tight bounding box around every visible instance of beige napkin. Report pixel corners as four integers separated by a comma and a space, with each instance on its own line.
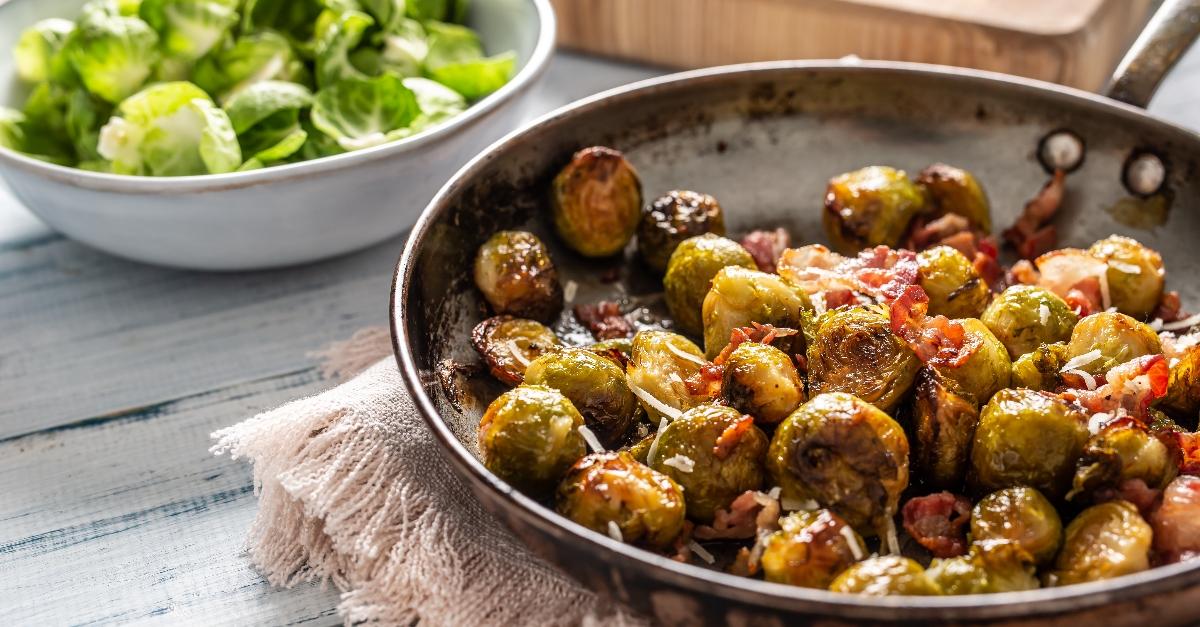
211, 328, 643, 626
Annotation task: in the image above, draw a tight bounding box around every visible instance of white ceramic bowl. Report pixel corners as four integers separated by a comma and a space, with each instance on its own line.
0, 0, 554, 270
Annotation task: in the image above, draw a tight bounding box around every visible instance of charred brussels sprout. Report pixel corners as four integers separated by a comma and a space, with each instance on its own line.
473, 230, 563, 322
916, 163, 992, 233
1088, 236, 1165, 320
1070, 421, 1176, 501
721, 342, 806, 426
556, 452, 685, 549
524, 348, 639, 447
638, 190, 726, 273
938, 318, 1011, 404
829, 556, 943, 596
1064, 312, 1162, 376
701, 265, 809, 359
823, 166, 925, 254
981, 286, 1077, 359
926, 540, 1039, 594
911, 368, 980, 490
478, 385, 588, 494
649, 404, 768, 522
767, 393, 909, 536
626, 331, 709, 421
761, 509, 865, 589
970, 487, 1062, 565
663, 234, 756, 335
969, 389, 1089, 499
917, 246, 990, 319
1052, 500, 1152, 586
471, 316, 561, 386
806, 306, 919, 413
550, 146, 643, 257
1160, 342, 1200, 422
1010, 342, 1068, 391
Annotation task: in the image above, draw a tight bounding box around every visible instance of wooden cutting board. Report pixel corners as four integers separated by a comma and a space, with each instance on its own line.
552, 0, 1156, 91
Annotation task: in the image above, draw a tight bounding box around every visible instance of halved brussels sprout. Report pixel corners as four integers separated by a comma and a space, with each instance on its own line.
1088, 235, 1165, 320
938, 318, 1011, 404
917, 246, 990, 319
916, 163, 992, 233
823, 166, 925, 254
701, 266, 809, 359
1051, 500, 1152, 586
761, 509, 865, 589
981, 285, 1077, 359
472, 230, 563, 322
550, 146, 643, 258
556, 451, 685, 549
638, 190, 726, 273
586, 337, 634, 370
911, 368, 980, 490
664, 234, 756, 336
478, 385, 587, 494
806, 306, 919, 413
1070, 421, 1176, 501
829, 556, 943, 596
1010, 342, 1067, 391
721, 342, 805, 426
1064, 312, 1162, 377
767, 392, 909, 536
1159, 342, 1200, 423
970, 487, 1062, 565
626, 331, 710, 421
471, 315, 561, 386
926, 540, 1039, 594
525, 348, 639, 447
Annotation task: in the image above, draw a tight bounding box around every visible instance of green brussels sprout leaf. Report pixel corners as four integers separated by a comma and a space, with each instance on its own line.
139, 0, 239, 64
314, 10, 375, 88
191, 32, 312, 102
65, 9, 161, 103
310, 74, 420, 151
223, 80, 312, 164
0, 107, 75, 165
14, 18, 76, 84
424, 20, 513, 100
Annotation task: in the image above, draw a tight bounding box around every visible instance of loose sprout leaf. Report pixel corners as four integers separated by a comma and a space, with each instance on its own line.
65, 9, 161, 104
392, 76, 466, 135
359, 0, 407, 32
240, 0, 324, 47
194, 97, 242, 173
192, 31, 311, 102
223, 80, 312, 133
310, 74, 420, 151
314, 10, 375, 88
407, 0, 453, 21
139, 0, 239, 64
14, 18, 77, 84
378, 18, 429, 78
423, 20, 483, 67
428, 51, 514, 100
0, 105, 76, 164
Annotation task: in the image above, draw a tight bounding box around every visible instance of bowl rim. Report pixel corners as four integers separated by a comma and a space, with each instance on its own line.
0, 0, 556, 192
392, 59, 1200, 619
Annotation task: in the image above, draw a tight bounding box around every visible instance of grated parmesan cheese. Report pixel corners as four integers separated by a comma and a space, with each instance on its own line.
666, 343, 706, 366
628, 381, 683, 421
607, 521, 624, 542
1061, 349, 1103, 372
1064, 369, 1097, 390
688, 540, 716, 565
563, 280, 578, 303
840, 526, 865, 560
1150, 318, 1165, 332
646, 417, 669, 466
1108, 260, 1142, 275
1098, 271, 1112, 311
1163, 312, 1200, 332
781, 496, 819, 511
662, 454, 695, 473
812, 291, 828, 316
1088, 412, 1115, 435
577, 425, 605, 453
1039, 304, 1050, 326
767, 486, 782, 500
507, 340, 532, 368
884, 518, 900, 556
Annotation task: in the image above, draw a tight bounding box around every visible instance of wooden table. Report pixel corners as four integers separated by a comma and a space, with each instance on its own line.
3, 50, 1200, 624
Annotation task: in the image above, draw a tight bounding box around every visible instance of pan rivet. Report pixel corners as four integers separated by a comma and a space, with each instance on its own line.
1038, 130, 1085, 173
1124, 151, 1166, 197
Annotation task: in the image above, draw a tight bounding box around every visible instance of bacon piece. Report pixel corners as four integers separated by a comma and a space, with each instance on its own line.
684, 362, 724, 399
1065, 278, 1102, 317
694, 490, 781, 541
713, 414, 755, 460
889, 285, 978, 367
712, 322, 798, 366
1072, 354, 1169, 418
572, 301, 633, 340
1154, 291, 1187, 324
1163, 430, 1200, 475
1009, 259, 1040, 286
669, 520, 696, 563
1004, 169, 1066, 259
1094, 478, 1163, 518
778, 244, 920, 305
1151, 476, 1200, 564
740, 228, 791, 273
901, 492, 972, 558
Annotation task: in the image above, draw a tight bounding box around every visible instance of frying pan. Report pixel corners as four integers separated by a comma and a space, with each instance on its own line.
392, 1, 1200, 623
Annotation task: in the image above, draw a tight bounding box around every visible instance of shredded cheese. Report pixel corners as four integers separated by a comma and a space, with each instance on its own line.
781, 497, 819, 511
662, 454, 695, 473
1039, 304, 1050, 326
1163, 312, 1200, 332
1150, 318, 1165, 332
840, 526, 865, 561
563, 280, 578, 303
884, 518, 900, 556
577, 425, 605, 453
1064, 369, 1097, 390
665, 343, 706, 366
767, 486, 782, 500
507, 340, 532, 368
1098, 271, 1112, 311
1061, 349, 1103, 372
607, 521, 624, 542
688, 540, 716, 565
1088, 412, 1115, 435
646, 417, 669, 466
812, 291, 828, 316
628, 381, 683, 421
1108, 260, 1142, 274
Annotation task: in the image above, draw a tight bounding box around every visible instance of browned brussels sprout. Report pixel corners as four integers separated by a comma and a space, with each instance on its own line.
981, 285, 1077, 359
829, 556, 943, 596
916, 246, 990, 319
663, 234, 756, 335
550, 146, 643, 257
473, 230, 563, 322
915, 163, 992, 233
556, 452, 686, 549
806, 306, 920, 413
926, 540, 1039, 594
823, 166, 926, 254
626, 331, 710, 421
1051, 500, 1152, 586
767, 392, 909, 536
585, 337, 634, 370
478, 385, 588, 494
911, 368, 980, 490
1010, 342, 1068, 391
1069, 420, 1176, 501
638, 190, 726, 273
1088, 235, 1165, 320
970, 487, 1062, 565
471, 316, 562, 385
721, 341, 806, 426
1160, 342, 1200, 422
938, 318, 1011, 404
626, 432, 655, 464
1064, 311, 1161, 377
702, 265, 809, 359
969, 388, 1089, 499
761, 509, 866, 589
524, 348, 639, 447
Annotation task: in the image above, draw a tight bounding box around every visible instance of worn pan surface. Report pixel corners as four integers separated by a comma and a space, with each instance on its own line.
393, 2, 1200, 624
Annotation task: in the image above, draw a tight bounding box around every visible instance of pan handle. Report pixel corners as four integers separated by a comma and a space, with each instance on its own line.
1105, 0, 1200, 108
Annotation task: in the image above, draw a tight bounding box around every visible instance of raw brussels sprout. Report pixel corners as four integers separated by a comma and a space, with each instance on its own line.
911, 368, 980, 490
938, 318, 1011, 404
767, 393, 909, 536
721, 342, 805, 426
556, 452, 685, 549
1052, 500, 1152, 586
916, 246, 990, 319
970, 487, 1062, 565
969, 389, 1089, 499
626, 331, 710, 421
1088, 235, 1165, 320
310, 74, 421, 151
701, 266, 809, 359
822, 166, 925, 254
550, 146, 643, 258
1064, 312, 1162, 377
1070, 421, 1176, 501
1010, 342, 1067, 391
806, 306, 919, 413
637, 190, 726, 273
65, 8, 161, 104
472, 230, 563, 322
478, 385, 588, 494
14, 18, 76, 84
761, 509, 865, 589
223, 81, 312, 168
471, 316, 561, 386
525, 348, 639, 447
829, 556, 943, 596
981, 285, 1077, 359
1159, 342, 1200, 422
926, 540, 1039, 594
663, 234, 756, 335
915, 163, 992, 233
648, 404, 768, 522
139, 0, 239, 66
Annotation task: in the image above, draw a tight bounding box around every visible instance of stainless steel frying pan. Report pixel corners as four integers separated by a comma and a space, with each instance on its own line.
392, 2, 1200, 623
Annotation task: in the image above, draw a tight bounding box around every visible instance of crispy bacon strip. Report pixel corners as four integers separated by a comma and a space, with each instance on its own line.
695, 490, 782, 541
901, 492, 972, 558
1163, 431, 1200, 475
712, 323, 798, 366
1151, 476, 1200, 564
713, 414, 755, 461
740, 228, 791, 273
572, 301, 632, 340
890, 285, 978, 367
1155, 291, 1188, 324
1071, 354, 1169, 418
1004, 169, 1066, 259
778, 245, 920, 305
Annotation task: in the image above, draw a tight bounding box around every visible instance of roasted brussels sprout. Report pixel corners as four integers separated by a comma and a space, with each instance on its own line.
701, 265, 809, 359
626, 432, 655, 464
721, 342, 806, 426
1051, 500, 1152, 586
471, 316, 561, 385
638, 190, 726, 273
550, 146, 643, 257
970, 487, 1062, 565
473, 230, 563, 322
829, 556, 943, 596
1160, 342, 1200, 422
1070, 421, 1176, 501
926, 540, 1039, 595
761, 509, 865, 589
585, 337, 634, 370
524, 348, 639, 447
915, 163, 992, 233
767, 393, 909, 536
626, 331, 710, 421
1088, 235, 1165, 320
911, 368, 980, 490
938, 318, 1011, 404
917, 246, 989, 319
1064, 311, 1162, 377
981, 285, 1077, 359
556, 452, 686, 549
1010, 342, 1067, 391
969, 388, 1089, 499
664, 234, 756, 335
823, 166, 925, 254
806, 306, 920, 413
478, 385, 588, 494
649, 404, 768, 521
